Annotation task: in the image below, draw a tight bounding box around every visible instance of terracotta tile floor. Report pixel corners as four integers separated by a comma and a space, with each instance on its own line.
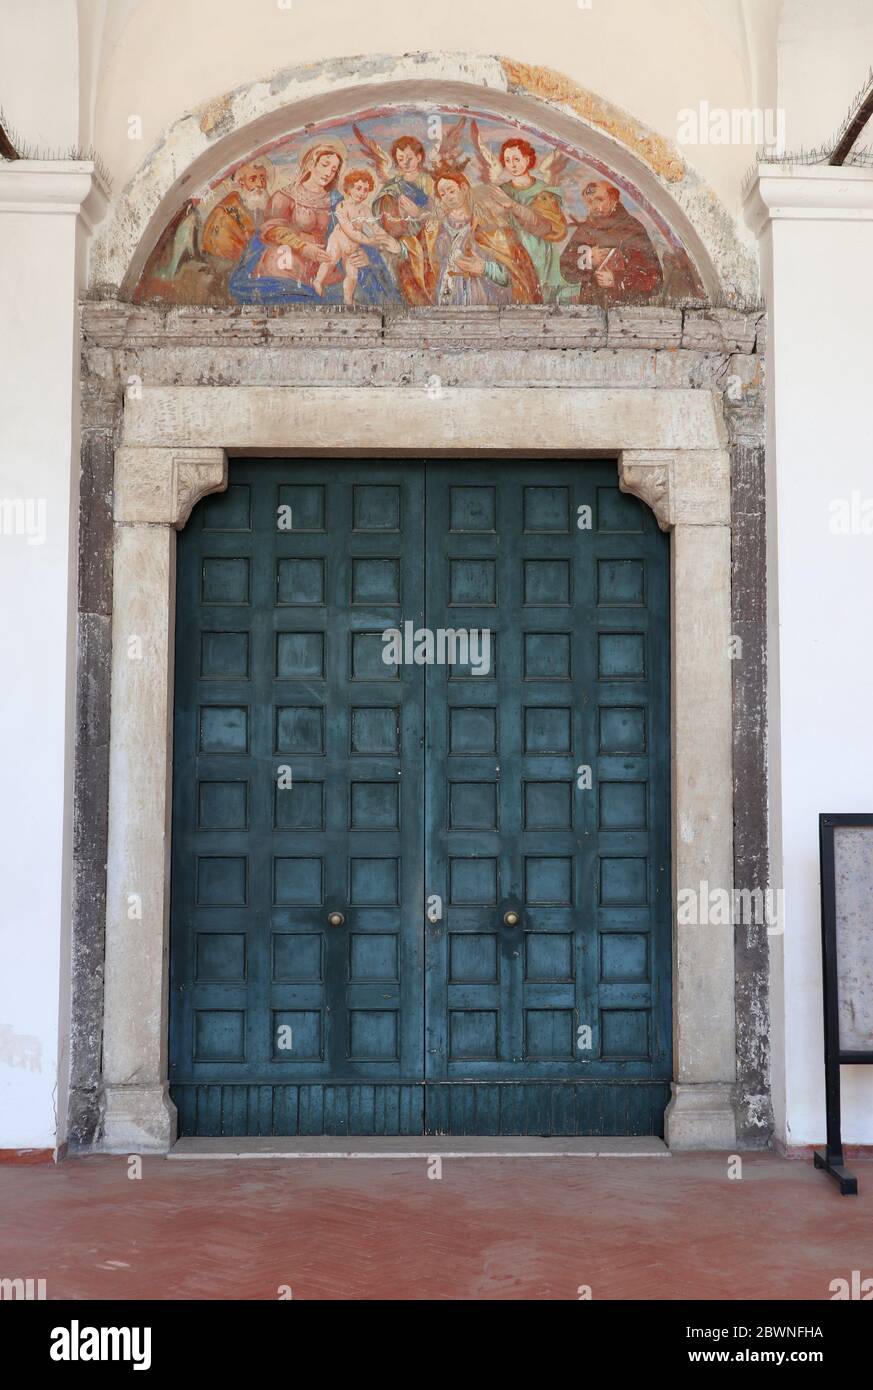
1, 1152, 871, 1300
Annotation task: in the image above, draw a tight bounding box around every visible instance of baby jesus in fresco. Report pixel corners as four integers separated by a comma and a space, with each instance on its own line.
313, 168, 398, 305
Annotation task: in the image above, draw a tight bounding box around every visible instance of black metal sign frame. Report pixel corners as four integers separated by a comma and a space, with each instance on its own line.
814, 813, 873, 1195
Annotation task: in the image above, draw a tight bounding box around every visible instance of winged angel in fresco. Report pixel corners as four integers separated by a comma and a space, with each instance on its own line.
353, 117, 549, 306
468, 121, 575, 302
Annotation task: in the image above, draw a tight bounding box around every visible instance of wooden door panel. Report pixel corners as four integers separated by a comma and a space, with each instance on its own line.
170, 461, 426, 1130
423, 461, 671, 1108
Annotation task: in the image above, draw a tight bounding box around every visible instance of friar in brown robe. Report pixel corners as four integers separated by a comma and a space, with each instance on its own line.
560, 180, 663, 306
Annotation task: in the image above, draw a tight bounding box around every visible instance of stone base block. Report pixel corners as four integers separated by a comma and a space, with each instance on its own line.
103, 1084, 177, 1153
665, 1082, 738, 1150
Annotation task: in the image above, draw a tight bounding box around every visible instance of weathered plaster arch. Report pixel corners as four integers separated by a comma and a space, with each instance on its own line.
87, 53, 758, 302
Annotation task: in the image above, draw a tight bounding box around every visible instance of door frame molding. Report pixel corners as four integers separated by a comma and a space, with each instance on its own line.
103, 384, 735, 1151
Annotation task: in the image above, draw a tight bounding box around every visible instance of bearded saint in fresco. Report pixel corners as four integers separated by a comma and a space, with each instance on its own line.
228, 138, 401, 305
200, 158, 272, 263
133, 157, 274, 304
560, 179, 664, 305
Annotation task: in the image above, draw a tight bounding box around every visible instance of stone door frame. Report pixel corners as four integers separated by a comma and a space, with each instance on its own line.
102, 383, 736, 1151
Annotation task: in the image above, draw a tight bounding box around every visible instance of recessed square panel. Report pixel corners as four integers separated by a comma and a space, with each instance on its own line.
525, 933, 574, 982
353, 485, 400, 531
524, 560, 571, 607
524, 632, 571, 680
277, 484, 325, 532
196, 856, 248, 906
351, 558, 401, 605
199, 706, 248, 754
197, 780, 248, 830
350, 934, 398, 982
201, 557, 249, 605
525, 856, 573, 905
524, 706, 572, 754
449, 934, 498, 983
597, 487, 644, 532
600, 933, 649, 983
349, 858, 399, 905
601, 1008, 649, 1059
448, 782, 498, 830
351, 631, 398, 680
273, 1009, 322, 1060
449, 1010, 497, 1059
449, 858, 498, 905
276, 557, 325, 606
524, 486, 570, 532
273, 857, 323, 906
600, 857, 648, 905
524, 782, 573, 830
200, 631, 249, 679
599, 781, 648, 831
274, 780, 324, 831
201, 483, 251, 532
449, 706, 497, 754
272, 933, 323, 982
276, 631, 325, 679
350, 706, 400, 755
598, 633, 645, 680
599, 706, 646, 753
195, 933, 246, 983
598, 559, 645, 606
525, 1009, 574, 1059
349, 1009, 398, 1060
350, 781, 400, 830
194, 1010, 245, 1063
449, 558, 497, 606
275, 706, 324, 755
450, 486, 496, 532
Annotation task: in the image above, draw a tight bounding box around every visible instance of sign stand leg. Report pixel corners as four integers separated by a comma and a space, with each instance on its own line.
813, 1148, 858, 1195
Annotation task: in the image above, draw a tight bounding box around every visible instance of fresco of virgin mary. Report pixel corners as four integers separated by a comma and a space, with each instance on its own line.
229, 137, 401, 305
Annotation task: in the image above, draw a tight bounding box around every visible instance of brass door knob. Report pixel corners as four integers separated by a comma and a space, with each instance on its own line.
327, 911, 345, 928
503, 911, 520, 927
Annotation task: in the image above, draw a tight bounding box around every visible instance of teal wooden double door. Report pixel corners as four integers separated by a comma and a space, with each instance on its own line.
169, 459, 671, 1136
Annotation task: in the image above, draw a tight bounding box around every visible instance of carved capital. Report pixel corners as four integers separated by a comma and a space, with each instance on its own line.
618, 448, 731, 529
114, 447, 227, 526
618, 451, 675, 531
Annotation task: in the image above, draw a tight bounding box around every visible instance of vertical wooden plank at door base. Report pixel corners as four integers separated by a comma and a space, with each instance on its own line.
550, 1083, 575, 1136
349, 1084, 368, 1136
523, 1086, 547, 1137
201, 1085, 219, 1137
383, 1085, 399, 1136
476, 1085, 499, 1136
401, 1085, 424, 1136
298, 1085, 320, 1136
273, 1085, 297, 1135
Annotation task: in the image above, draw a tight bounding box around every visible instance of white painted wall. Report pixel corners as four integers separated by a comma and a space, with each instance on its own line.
750, 165, 873, 1146
0, 0, 80, 151
0, 170, 103, 1150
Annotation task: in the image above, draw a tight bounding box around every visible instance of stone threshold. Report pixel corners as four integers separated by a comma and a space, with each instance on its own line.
168, 1136, 670, 1160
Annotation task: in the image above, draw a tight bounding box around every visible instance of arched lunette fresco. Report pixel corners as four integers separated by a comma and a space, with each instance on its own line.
134, 104, 705, 309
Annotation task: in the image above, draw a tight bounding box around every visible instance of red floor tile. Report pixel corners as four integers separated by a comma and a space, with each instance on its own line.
0, 1152, 870, 1300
